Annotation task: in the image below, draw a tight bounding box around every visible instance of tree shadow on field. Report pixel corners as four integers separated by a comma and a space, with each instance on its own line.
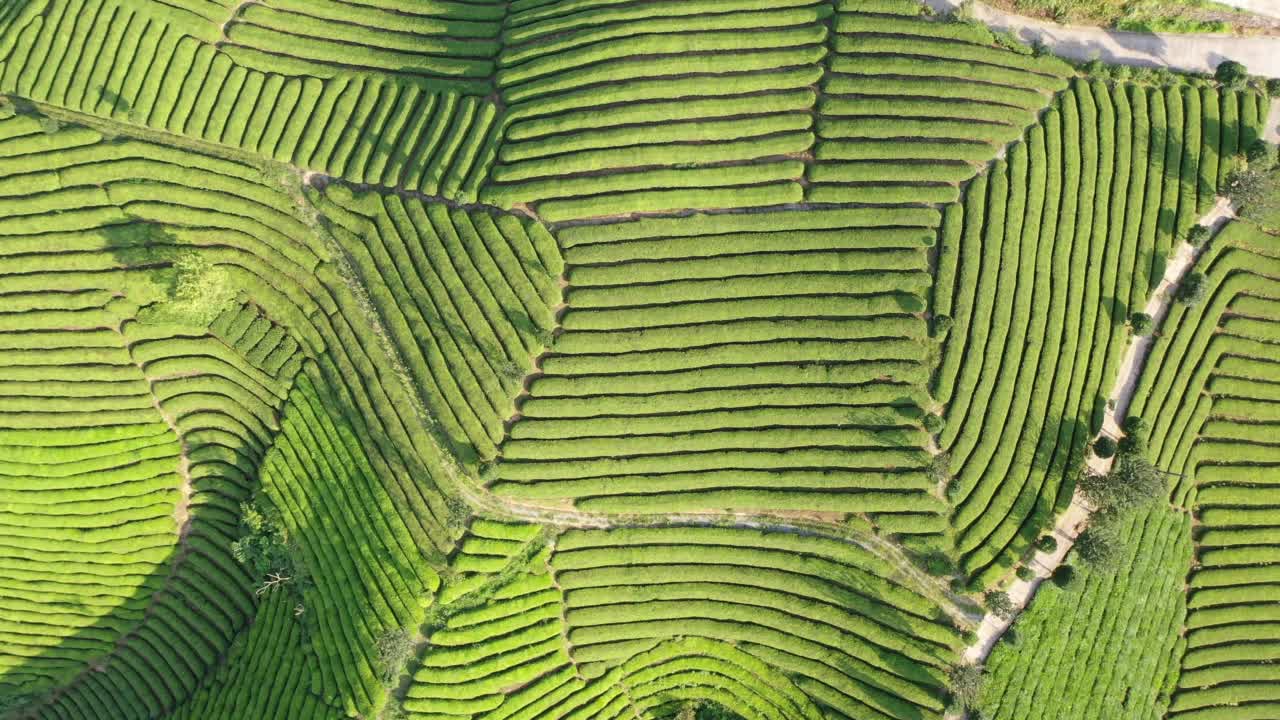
0, 552, 179, 719
95, 85, 131, 117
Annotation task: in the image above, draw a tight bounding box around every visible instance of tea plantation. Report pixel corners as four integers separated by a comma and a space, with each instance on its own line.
0, 0, 1275, 719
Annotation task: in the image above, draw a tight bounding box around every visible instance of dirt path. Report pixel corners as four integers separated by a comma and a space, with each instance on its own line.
958, 199, 1233, 669
923, 0, 1280, 75
220, 0, 257, 37
114, 324, 194, 543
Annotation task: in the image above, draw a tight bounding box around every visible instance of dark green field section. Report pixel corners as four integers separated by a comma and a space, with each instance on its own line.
0, 113, 473, 718
0, 0, 1276, 718
1129, 222, 1280, 720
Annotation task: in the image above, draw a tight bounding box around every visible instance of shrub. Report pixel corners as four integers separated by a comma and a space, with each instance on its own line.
922, 552, 957, 577
1214, 60, 1249, 91
1122, 416, 1146, 435
1184, 224, 1210, 247
985, 590, 1014, 619
1051, 564, 1078, 589
1092, 436, 1117, 459
1002, 627, 1020, 646
1268, 77, 1280, 96
1119, 416, 1149, 454
1015, 565, 1035, 581
931, 313, 954, 337
931, 451, 953, 486
1176, 272, 1207, 305
922, 413, 945, 434
1118, 433, 1146, 455
1035, 535, 1058, 554
1130, 312, 1153, 336
1245, 139, 1274, 169
1083, 58, 1110, 79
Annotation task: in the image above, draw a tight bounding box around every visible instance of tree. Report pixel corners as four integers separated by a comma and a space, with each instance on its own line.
984, 590, 1014, 620
1051, 564, 1078, 589
1129, 311, 1153, 336
1092, 436, 1117, 459
138, 251, 239, 327
1075, 451, 1166, 571
922, 412, 945, 434
1035, 534, 1058, 553
1224, 165, 1280, 230
231, 499, 311, 600
1176, 272, 1207, 306
375, 628, 414, 686
1075, 511, 1125, 569
1016, 565, 1035, 581
1215, 60, 1249, 90
947, 663, 984, 714
932, 313, 954, 337
1078, 452, 1165, 515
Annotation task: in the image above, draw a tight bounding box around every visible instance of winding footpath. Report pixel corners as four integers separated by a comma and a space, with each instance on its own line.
961, 198, 1236, 670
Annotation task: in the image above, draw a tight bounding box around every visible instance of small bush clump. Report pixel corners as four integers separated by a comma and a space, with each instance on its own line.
985, 590, 1014, 620
1052, 564, 1079, 590
1214, 60, 1249, 91
1130, 312, 1153, 336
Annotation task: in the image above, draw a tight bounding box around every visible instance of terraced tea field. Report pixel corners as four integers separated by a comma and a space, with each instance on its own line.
0, 0, 1276, 719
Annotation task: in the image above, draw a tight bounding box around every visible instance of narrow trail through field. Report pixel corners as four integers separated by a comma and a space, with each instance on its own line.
113, 323, 194, 544
923, 0, 1280, 76
959, 198, 1235, 670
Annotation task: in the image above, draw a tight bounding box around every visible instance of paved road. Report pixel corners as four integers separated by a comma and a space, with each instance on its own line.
922, 0, 1280, 76
1220, 0, 1280, 21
